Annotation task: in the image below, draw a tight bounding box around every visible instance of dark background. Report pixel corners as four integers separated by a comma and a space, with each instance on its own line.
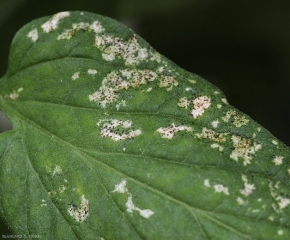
0, 0, 290, 235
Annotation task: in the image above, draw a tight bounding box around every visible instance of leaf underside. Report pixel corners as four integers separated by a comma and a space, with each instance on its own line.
0, 11, 289, 240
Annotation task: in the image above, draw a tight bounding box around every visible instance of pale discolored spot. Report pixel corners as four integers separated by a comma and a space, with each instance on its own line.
58, 21, 104, 40
72, 72, 80, 80
88, 69, 97, 75
126, 194, 154, 219
116, 100, 126, 111
214, 184, 229, 195
113, 179, 128, 194
41, 199, 47, 207
236, 197, 246, 205
146, 87, 152, 92
222, 110, 249, 127
102, 53, 115, 61
230, 135, 262, 165
196, 128, 226, 143
157, 123, 192, 140
113, 180, 154, 219
205, 180, 229, 195
150, 52, 162, 63
95, 34, 149, 65
67, 195, 89, 223
158, 76, 178, 91
269, 182, 290, 213
191, 96, 211, 119
188, 79, 196, 84
97, 119, 141, 142
272, 140, 278, 145
204, 179, 211, 187
178, 97, 190, 109
241, 184, 256, 196
42, 12, 70, 33
211, 120, 219, 128
272, 156, 283, 166
27, 29, 39, 42
221, 98, 228, 104
138, 48, 148, 59
59, 185, 66, 194
157, 66, 165, 73
211, 143, 223, 151
252, 209, 260, 213
52, 165, 62, 176
90, 21, 105, 34
5, 87, 23, 100
276, 196, 290, 210
240, 175, 255, 197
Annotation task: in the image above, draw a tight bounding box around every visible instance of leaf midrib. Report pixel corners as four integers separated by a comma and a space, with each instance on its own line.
1, 98, 282, 188
10, 99, 253, 141
4, 99, 276, 178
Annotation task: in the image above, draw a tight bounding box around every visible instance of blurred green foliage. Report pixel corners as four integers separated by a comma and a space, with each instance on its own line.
0, 0, 290, 235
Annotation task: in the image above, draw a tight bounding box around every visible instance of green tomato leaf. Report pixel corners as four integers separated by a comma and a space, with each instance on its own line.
0, 11, 289, 239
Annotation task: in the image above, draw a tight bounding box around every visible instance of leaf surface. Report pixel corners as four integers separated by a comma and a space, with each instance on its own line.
0, 11, 289, 239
